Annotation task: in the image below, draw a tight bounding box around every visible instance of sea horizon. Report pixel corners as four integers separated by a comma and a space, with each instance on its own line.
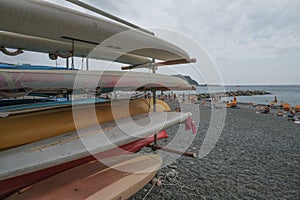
197, 84, 300, 87
195, 85, 300, 106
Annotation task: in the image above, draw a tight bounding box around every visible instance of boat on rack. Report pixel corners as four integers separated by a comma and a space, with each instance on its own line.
0, 0, 197, 199
0, 98, 172, 150
0, 69, 194, 98
6, 154, 163, 200
0, 111, 189, 198
0, 0, 190, 62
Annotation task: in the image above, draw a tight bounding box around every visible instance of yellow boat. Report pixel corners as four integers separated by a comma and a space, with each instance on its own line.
0, 98, 170, 150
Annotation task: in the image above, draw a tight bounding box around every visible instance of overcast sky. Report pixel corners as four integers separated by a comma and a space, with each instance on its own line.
86, 0, 300, 85
2, 0, 299, 85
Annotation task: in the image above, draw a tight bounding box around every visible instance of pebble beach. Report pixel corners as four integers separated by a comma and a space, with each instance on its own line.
130, 101, 300, 200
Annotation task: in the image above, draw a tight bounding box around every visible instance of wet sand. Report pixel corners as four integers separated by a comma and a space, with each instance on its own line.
130, 102, 300, 199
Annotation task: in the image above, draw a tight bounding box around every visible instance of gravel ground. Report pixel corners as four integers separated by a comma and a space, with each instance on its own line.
130, 102, 300, 200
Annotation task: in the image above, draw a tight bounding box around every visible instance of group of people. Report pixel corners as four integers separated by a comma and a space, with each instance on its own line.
262, 105, 271, 113
287, 108, 298, 121
226, 96, 237, 108
158, 93, 177, 101
259, 96, 299, 121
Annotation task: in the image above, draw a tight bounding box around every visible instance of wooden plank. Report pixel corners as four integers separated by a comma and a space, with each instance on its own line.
6, 154, 162, 200
122, 58, 197, 70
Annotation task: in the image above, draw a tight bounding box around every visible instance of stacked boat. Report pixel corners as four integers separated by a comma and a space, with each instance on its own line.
0, 0, 196, 199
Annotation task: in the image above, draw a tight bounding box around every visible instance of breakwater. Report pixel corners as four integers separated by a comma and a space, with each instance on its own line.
196, 90, 271, 99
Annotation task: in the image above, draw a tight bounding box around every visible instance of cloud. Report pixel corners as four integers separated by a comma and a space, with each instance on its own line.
1, 0, 299, 84
47, 0, 300, 61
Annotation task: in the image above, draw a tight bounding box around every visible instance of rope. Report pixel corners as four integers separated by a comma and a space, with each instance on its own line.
142, 179, 157, 200
1, 47, 23, 56
150, 169, 201, 199
55, 51, 72, 59
81, 57, 84, 70
71, 40, 75, 69
140, 170, 201, 199
49, 53, 58, 60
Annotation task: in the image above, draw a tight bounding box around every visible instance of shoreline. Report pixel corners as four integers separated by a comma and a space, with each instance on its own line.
130, 101, 300, 199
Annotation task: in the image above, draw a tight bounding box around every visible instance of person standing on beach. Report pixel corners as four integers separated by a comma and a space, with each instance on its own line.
231, 96, 237, 107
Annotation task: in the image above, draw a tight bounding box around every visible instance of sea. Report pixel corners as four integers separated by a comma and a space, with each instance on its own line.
195, 85, 300, 106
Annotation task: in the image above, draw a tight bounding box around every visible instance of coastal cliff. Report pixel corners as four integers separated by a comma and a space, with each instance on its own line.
172, 74, 200, 86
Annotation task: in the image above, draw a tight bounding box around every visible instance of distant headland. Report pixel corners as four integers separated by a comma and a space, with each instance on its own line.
172, 74, 200, 86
